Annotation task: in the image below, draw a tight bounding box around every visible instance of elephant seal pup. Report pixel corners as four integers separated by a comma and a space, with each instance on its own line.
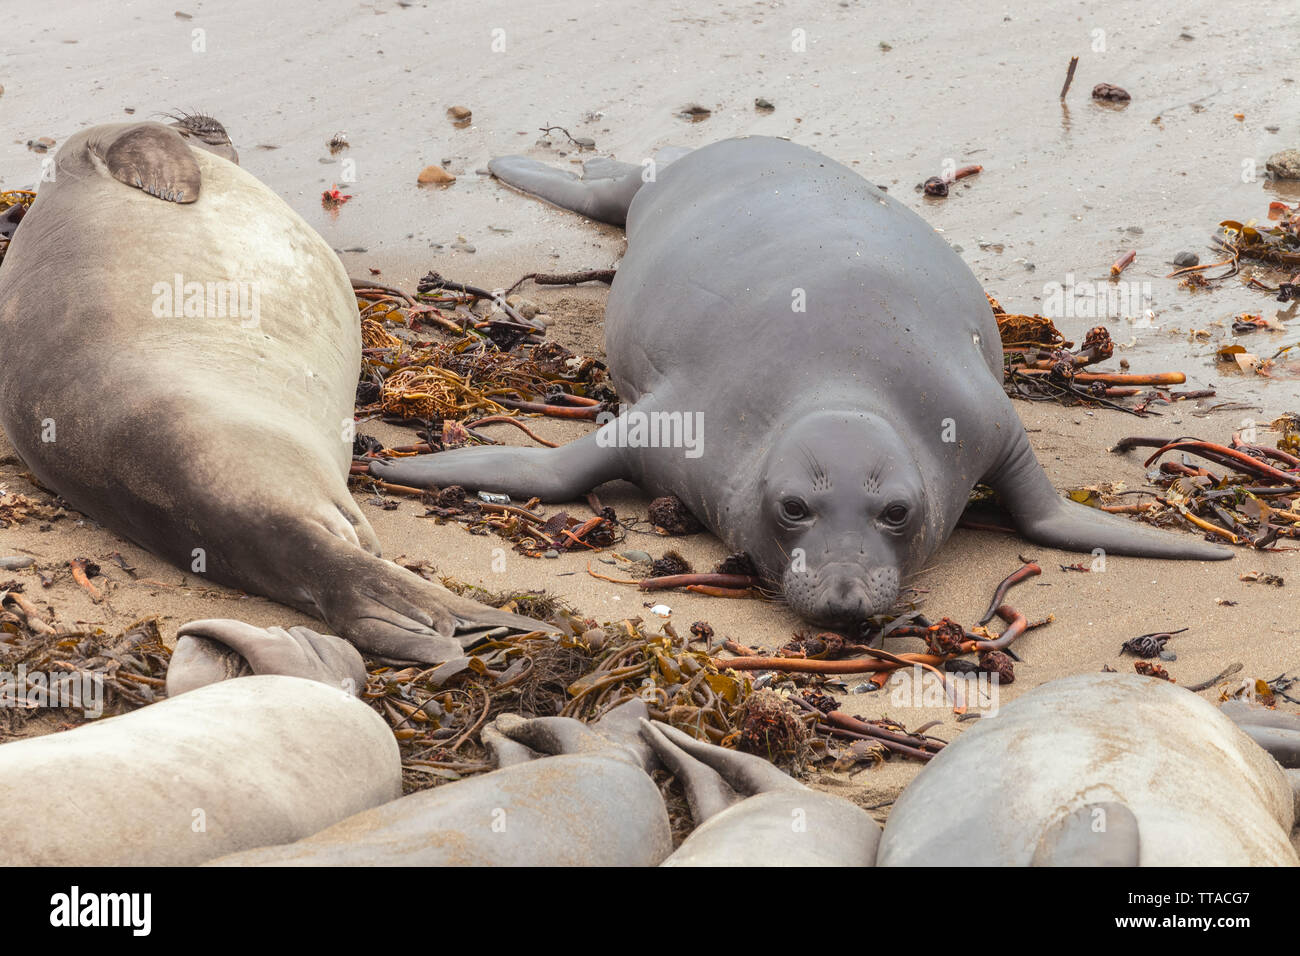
0, 118, 541, 663
641, 720, 881, 867
207, 702, 672, 866
0, 675, 400, 866
878, 673, 1297, 866
373, 137, 1228, 634
165, 619, 368, 698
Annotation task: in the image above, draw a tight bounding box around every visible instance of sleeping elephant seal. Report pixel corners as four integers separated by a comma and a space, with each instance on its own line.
207, 702, 672, 866
641, 720, 881, 866
0, 675, 400, 866
877, 673, 1297, 866
373, 137, 1228, 635
0, 117, 542, 663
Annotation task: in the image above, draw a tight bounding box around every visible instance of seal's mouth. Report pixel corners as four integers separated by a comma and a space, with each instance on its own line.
780, 561, 901, 631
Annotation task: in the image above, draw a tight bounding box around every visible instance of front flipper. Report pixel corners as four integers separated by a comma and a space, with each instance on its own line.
87, 122, 202, 203
371, 426, 627, 502
489, 155, 643, 226
987, 429, 1232, 560
1031, 802, 1141, 866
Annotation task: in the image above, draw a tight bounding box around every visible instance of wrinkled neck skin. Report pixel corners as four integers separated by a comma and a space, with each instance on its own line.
722, 404, 970, 632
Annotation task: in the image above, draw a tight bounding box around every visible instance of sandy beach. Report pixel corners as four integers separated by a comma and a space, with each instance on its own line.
2, 0, 1298, 835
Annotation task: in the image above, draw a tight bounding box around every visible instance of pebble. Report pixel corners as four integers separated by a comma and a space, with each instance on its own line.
1266, 148, 1300, 180
542, 549, 559, 559
417, 165, 456, 185
1173, 251, 1199, 267
754, 97, 775, 111
0, 556, 34, 570
1159, 650, 1177, 662
451, 241, 476, 253
446, 105, 472, 121
649, 604, 672, 616
572, 136, 596, 148
620, 550, 652, 563
505, 295, 541, 319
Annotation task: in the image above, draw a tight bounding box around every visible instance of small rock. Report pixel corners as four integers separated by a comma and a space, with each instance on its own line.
475, 167, 490, 175
0, 556, 34, 570
505, 295, 541, 319
1158, 650, 1177, 662
649, 604, 672, 617
1266, 148, 1300, 180
572, 136, 596, 148
532, 313, 554, 328
1173, 251, 1199, 267
1092, 83, 1131, 102
417, 165, 456, 185
26, 137, 55, 153
620, 550, 652, 564
754, 97, 775, 111
542, 549, 560, 559
451, 241, 475, 253
678, 104, 711, 122
446, 105, 472, 121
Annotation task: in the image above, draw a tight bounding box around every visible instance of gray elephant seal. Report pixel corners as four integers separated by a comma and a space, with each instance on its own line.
373, 137, 1227, 633
0, 675, 400, 866
878, 673, 1297, 866
0, 119, 540, 663
208, 702, 672, 866
165, 619, 368, 698
641, 720, 880, 867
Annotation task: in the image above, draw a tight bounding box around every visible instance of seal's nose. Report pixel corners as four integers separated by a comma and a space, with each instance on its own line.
820, 565, 900, 625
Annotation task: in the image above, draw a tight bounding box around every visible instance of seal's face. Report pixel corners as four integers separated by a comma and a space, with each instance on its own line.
167, 112, 239, 165
756, 412, 927, 633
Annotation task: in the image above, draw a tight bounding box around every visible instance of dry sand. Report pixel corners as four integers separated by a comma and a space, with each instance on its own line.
2, 0, 1299, 830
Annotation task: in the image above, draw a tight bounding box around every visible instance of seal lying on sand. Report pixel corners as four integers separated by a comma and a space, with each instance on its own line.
877, 673, 1297, 866
373, 137, 1228, 633
0, 117, 540, 663
208, 703, 673, 866
0, 675, 400, 866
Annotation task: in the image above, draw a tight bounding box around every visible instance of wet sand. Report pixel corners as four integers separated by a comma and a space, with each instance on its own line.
2, 0, 1299, 823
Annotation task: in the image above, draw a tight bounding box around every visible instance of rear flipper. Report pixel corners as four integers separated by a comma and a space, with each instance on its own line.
370, 426, 627, 502
166, 620, 366, 698
489, 147, 691, 227
641, 721, 881, 867
489, 699, 654, 770
1030, 802, 1141, 866
987, 429, 1232, 560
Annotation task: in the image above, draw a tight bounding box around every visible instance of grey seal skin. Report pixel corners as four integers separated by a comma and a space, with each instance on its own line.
207, 702, 673, 866
0, 118, 543, 663
0, 675, 401, 866
165, 619, 368, 698
641, 720, 881, 867
877, 674, 1297, 866
373, 137, 1228, 633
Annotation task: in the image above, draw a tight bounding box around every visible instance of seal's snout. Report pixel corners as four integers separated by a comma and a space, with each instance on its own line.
781, 561, 900, 630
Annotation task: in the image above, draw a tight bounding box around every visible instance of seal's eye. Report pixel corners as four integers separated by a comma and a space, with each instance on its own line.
780, 497, 810, 521
881, 503, 909, 527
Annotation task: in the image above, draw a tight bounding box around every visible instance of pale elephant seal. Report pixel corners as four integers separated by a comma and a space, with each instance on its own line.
165, 619, 368, 698
877, 673, 1297, 866
0, 675, 400, 866
373, 137, 1227, 633
0, 118, 541, 663
208, 702, 672, 866
641, 720, 881, 867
